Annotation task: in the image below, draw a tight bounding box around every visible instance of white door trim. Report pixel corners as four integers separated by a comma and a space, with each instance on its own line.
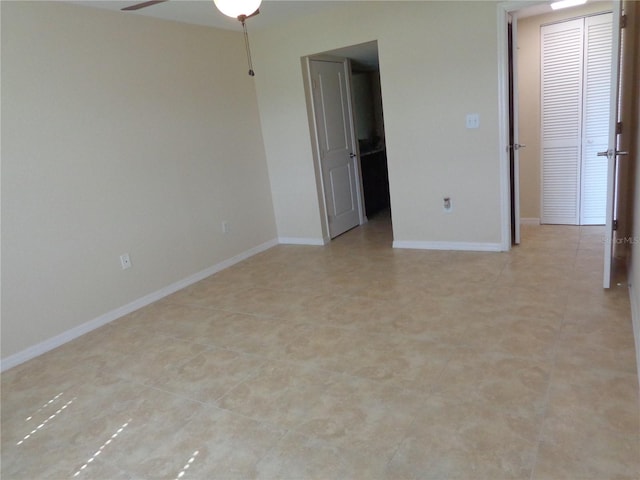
511, 14, 522, 244
497, 1, 553, 251
603, 0, 623, 288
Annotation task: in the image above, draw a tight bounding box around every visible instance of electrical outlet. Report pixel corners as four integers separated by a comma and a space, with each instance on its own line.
120, 253, 132, 270
222, 221, 230, 234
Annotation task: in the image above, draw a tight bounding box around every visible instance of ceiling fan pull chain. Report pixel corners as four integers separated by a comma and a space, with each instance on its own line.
240, 18, 255, 77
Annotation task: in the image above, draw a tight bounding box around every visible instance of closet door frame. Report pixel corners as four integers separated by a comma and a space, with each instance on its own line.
540, 12, 612, 226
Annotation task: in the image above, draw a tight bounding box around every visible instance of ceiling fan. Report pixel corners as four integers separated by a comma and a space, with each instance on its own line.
121, 0, 168, 11
121, 0, 262, 76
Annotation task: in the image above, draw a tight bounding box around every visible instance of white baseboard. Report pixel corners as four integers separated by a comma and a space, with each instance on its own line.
0, 238, 278, 372
520, 218, 541, 225
392, 240, 504, 252
278, 237, 328, 246
628, 282, 640, 391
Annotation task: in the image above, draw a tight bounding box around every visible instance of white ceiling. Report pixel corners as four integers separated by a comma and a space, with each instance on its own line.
70, 0, 608, 30
515, 0, 609, 18
70, 0, 344, 31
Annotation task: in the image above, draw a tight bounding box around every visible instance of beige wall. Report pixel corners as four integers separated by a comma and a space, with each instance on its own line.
352, 72, 375, 141
253, 1, 505, 246
1, 2, 277, 359
516, 2, 613, 220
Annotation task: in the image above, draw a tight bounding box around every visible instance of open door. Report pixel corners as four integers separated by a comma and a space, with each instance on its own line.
508, 15, 523, 244
602, 0, 625, 288
309, 58, 363, 239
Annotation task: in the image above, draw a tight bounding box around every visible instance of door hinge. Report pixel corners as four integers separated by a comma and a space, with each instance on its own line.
621, 14, 627, 28
613, 219, 619, 231
616, 122, 623, 135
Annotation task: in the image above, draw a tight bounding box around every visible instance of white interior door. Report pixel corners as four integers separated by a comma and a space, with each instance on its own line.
310, 59, 362, 239
602, 0, 623, 288
509, 15, 522, 244
580, 13, 613, 225
541, 18, 584, 225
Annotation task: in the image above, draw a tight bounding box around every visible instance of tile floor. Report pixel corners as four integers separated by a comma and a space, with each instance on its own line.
2, 212, 639, 479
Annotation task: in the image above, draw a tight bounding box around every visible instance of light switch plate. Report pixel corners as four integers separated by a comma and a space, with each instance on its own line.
466, 113, 480, 129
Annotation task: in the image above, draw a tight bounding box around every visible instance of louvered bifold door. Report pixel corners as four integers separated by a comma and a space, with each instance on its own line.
580, 13, 613, 225
541, 19, 584, 225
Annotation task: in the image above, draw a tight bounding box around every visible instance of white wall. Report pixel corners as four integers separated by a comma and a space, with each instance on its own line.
1, 2, 277, 360
352, 73, 375, 142
253, 1, 505, 247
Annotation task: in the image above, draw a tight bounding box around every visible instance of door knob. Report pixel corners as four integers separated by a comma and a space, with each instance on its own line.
597, 149, 629, 159
514, 143, 526, 150
349, 153, 357, 158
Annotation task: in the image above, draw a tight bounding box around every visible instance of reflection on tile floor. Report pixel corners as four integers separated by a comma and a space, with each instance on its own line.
2, 211, 639, 479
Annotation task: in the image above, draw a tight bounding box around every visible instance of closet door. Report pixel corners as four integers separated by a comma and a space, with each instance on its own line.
541, 14, 613, 225
541, 19, 584, 225
580, 13, 613, 225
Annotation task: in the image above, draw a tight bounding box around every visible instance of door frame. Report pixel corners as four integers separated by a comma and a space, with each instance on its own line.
302, 55, 366, 242
497, 0, 610, 247
498, 1, 544, 251
498, 0, 624, 288
508, 15, 522, 245
602, 0, 623, 288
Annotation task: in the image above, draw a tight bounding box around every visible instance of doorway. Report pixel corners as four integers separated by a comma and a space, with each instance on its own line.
512, 2, 614, 232
500, 0, 627, 288
350, 62, 390, 220
304, 41, 391, 240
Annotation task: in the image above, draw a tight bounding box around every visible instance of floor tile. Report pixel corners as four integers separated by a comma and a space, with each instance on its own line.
122, 407, 286, 480
295, 375, 427, 461
387, 398, 539, 480
255, 431, 386, 480
216, 361, 340, 429
152, 346, 266, 404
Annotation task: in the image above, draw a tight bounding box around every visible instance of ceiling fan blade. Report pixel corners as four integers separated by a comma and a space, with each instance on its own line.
246, 8, 260, 19
121, 0, 168, 11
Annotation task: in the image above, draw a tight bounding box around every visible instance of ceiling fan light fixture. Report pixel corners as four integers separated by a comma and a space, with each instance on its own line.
213, 0, 262, 18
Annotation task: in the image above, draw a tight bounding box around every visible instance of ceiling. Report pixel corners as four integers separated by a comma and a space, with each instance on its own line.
70, 0, 608, 31
70, 0, 344, 32
516, 0, 609, 18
